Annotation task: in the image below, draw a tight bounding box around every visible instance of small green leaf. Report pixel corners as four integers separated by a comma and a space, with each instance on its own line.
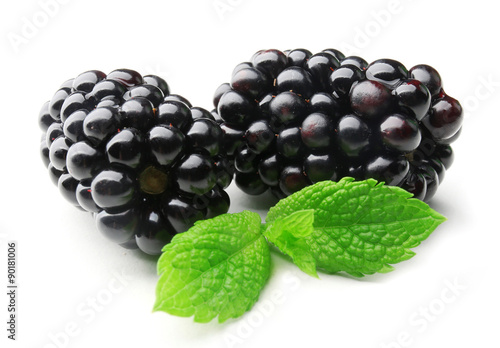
266, 178, 446, 277
264, 209, 315, 239
154, 211, 271, 323
264, 210, 319, 278
287, 248, 319, 279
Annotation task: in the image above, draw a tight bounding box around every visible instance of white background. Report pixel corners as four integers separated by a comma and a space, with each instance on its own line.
1, 1, 498, 347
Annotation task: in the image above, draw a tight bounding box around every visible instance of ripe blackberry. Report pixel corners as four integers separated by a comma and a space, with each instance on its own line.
213, 49, 463, 202
39, 69, 232, 255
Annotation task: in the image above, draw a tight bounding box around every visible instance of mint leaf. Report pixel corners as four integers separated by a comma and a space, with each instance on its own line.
263, 210, 319, 278
154, 211, 271, 323
266, 178, 446, 277
154, 178, 448, 323
264, 209, 315, 239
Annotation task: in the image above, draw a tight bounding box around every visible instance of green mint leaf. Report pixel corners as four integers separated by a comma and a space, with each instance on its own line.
154, 210, 271, 323
263, 210, 319, 278
265, 209, 315, 239
265, 178, 446, 278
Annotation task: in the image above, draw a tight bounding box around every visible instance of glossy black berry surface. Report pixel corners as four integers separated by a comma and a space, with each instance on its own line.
39, 69, 232, 255
212, 48, 463, 201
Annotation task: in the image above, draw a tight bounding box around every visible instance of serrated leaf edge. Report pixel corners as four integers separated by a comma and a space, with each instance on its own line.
153, 211, 271, 323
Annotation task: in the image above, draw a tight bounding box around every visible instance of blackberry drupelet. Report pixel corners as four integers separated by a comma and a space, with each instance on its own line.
39, 69, 232, 255
213, 49, 463, 201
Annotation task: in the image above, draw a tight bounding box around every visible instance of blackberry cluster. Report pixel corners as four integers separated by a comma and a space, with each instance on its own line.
213, 49, 462, 201
39, 69, 232, 255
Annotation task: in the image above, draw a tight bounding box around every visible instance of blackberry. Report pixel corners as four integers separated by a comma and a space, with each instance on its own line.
39, 69, 232, 255
214, 49, 463, 202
